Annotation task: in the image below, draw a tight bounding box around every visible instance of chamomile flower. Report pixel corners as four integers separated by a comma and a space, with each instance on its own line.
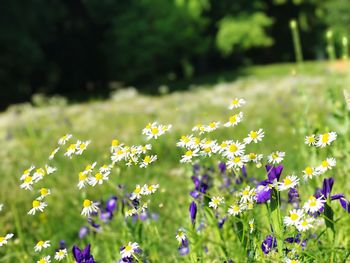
130, 185, 143, 200
77, 172, 90, 189
176, 135, 194, 148
64, 143, 76, 158
58, 134, 72, 145
228, 204, 242, 216
120, 242, 140, 259
88, 172, 109, 186
20, 165, 35, 180
142, 122, 170, 140
226, 156, 248, 169
244, 129, 264, 144
45, 165, 57, 175
228, 98, 246, 109
137, 144, 152, 154
0, 233, 14, 246
48, 147, 60, 160
222, 141, 245, 159
249, 219, 254, 233
204, 122, 220, 133
175, 229, 187, 243
278, 175, 299, 191
302, 166, 319, 180
316, 157, 336, 173
142, 184, 159, 195
84, 162, 97, 174
209, 196, 224, 209
315, 132, 337, 148
81, 199, 99, 217
125, 208, 137, 217
110, 139, 120, 152
240, 186, 256, 203
37, 188, 51, 200
20, 175, 34, 190
28, 200, 47, 215
303, 196, 325, 213
245, 153, 263, 163
75, 140, 91, 155
99, 164, 112, 174
139, 155, 157, 168
283, 209, 304, 227
37, 256, 51, 263
180, 149, 199, 163
268, 151, 285, 164
54, 248, 68, 261
33, 168, 46, 182
296, 217, 314, 232
224, 112, 243, 127
284, 258, 300, 263
34, 240, 51, 252
305, 135, 316, 146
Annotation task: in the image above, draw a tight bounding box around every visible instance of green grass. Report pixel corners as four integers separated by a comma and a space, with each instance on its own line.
0, 61, 350, 262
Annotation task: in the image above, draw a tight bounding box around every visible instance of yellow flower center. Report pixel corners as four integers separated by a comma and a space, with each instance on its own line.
304, 166, 313, 175
111, 139, 119, 146
151, 127, 159, 135
249, 153, 256, 159
322, 160, 329, 167
250, 131, 258, 139
307, 137, 315, 143
242, 190, 249, 196
301, 221, 308, 227
233, 205, 240, 212
232, 99, 238, 105
213, 199, 220, 205
144, 156, 151, 163
209, 122, 216, 128
124, 245, 132, 252
321, 133, 329, 143
79, 143, 86, 149
135, 187, 141, 193
83, 199, 92, 208
37, 240, 44, 246
32, 200, 40, 208
38, 259, 45, 263
24, 176, 32, 183
290, 213, 298, 221
79, 172, 87, 181
181, 136, 190, 143
204, 147, 211, 153
185, 150, 193, 157
68, 144, 76, 150
229, 115, 237, 123
0, 237, 5, 243
95, 173, 103, 180
234, 157, 241, 163
272, 153, 278, 159
229, 144, 237, 152
284, 178, 292, 186
40, 188, 48, 196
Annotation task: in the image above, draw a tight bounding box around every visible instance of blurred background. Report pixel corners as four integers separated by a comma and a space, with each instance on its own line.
0, 0, 349, 109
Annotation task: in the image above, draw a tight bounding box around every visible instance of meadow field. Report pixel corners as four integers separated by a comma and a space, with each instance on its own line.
1, 62, 350, 262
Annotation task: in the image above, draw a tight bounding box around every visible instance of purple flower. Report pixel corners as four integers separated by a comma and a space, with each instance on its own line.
106, 196, 118, 213
78, 226, 89, 239
178, 239, 189, 256
317, 178, 350, 213
100, 209, 113, 222
256, 165, 283, 204
261, 235, 277, 254
189, 201, 197, 225
72, 244, 95, 263
218, 162, 226, 173
288, 188, 300, 207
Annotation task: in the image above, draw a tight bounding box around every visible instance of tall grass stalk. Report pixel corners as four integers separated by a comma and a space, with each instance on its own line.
326, 30, 336, 61
290, 19, 303, 64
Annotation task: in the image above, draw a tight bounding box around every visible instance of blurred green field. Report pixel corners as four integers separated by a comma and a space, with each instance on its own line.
1, 62, 350, 262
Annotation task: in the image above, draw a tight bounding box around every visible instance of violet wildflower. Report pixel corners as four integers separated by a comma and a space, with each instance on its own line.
189, 201, 197, 225
256, 165, 283, 204
72, 244, 95, 263
78, 226, 89, 239
288, 187, 300, 208
178, 239, 190, 256
261, 235, 277, 254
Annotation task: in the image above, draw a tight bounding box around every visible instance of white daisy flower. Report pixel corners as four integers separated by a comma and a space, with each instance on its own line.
209, 196, 224, 209
88, 172, 109, 186
37, 188, 51, 200
64, 143, 76, 158
303, 196, 325, 213
137, 144, 152, 154
226, 156, 248, 169
120, 242, 140, 259
77, 172, 90, 189
33, 168, 46, 183
243, 129, 264, 144
180, 149, 199, 163
45, 165, 57, 175
304, 135, 316, 146
54, 248, 68, 261
284, 258, 300, 263
228, 204, 242, 216
302, 166, 319, 180
268, 151, 285, 164
20, 165, 35, 180
28, 200, 47, 215
110, 139, 121, 152
130, 185, 143, 200
278, 175, 299, 191
81, 199, 99, 217
0, 233, 14, 247
99, 164, 112, 174
175, 229, 187, 243
125, 208, 137, 217
142, 122, 167, 140
316, 157, 336, 173
222, 141, 245, 159
20, 175, 34, 190
37, 255, 51, 263
176, 135, 194, 148
139, 155, 157, 168
58, 134, 72, 145
48, 147, 60, 160
84, 162, 97, 174
283, 209, 304, 227
75, 140, 91, 155
296, 217, 314, 232
315, 132, 337, 148
34, 240, 51, 252
224, 112, 243, 127
249, 219, 254, 233
142, 184, 159, 195
204, 122, 220, 133
245, 153, 263, 163
228, 98, 246, 109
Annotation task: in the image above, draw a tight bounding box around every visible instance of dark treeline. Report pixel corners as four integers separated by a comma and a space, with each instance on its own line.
0, 0, 347, 106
